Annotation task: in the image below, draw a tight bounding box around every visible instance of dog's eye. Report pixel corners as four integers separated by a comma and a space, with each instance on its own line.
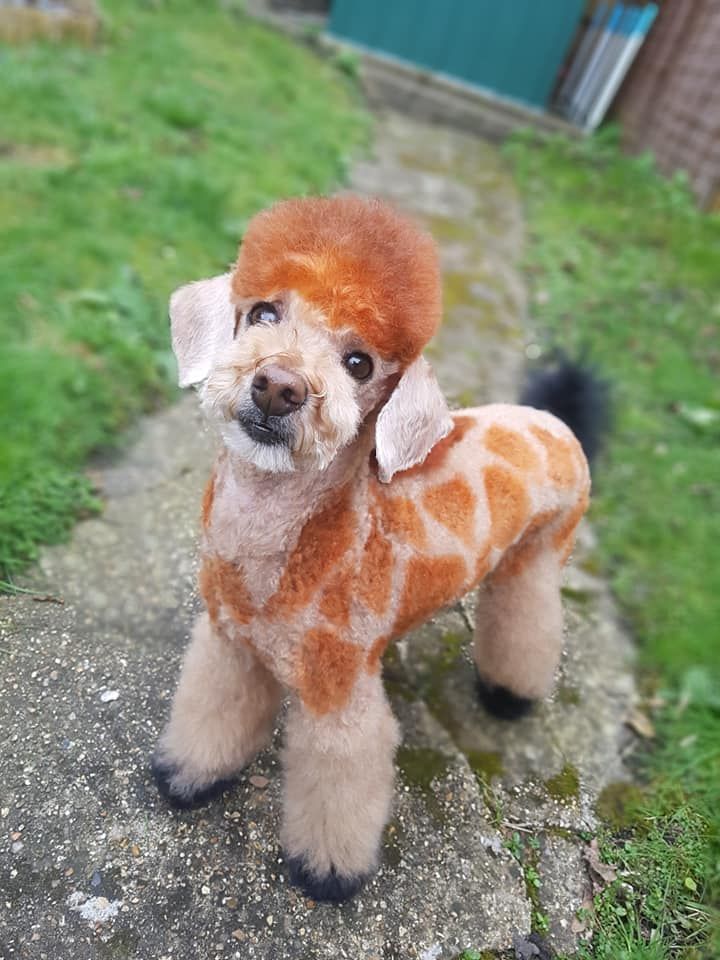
247, 301, 280, 326
343, 351, 373, 382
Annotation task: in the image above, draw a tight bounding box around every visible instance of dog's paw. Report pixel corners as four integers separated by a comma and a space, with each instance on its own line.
476, 672, 535, 721
151, 754, 236, 810
286, 854, 367, 904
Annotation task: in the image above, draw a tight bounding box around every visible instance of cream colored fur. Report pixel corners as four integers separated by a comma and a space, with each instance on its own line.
474, 551, 564, 700
155, 230, 591, 901
281, 673, 400, 878
155, 613, 283, 800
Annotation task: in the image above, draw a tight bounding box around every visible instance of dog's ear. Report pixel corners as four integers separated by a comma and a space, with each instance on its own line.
169, 273, 235, 388
375, 356, 453, 483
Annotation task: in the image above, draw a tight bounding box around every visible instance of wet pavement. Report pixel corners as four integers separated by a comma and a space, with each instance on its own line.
0, 112, 636, 959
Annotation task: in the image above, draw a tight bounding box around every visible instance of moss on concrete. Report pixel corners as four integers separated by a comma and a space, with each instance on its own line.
544, 763, 580, 803
396, 745, 450, 824
556, 685, 581, 707
595, 781, 645, 830
467, 750, 504, 783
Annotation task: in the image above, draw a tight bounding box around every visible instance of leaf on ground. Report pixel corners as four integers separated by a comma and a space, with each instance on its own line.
571, 895, 596, 936
625, 707, 656, 739
584, 838, 617, 888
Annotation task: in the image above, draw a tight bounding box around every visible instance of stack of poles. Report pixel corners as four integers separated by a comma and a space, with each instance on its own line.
556, 2, 658, 132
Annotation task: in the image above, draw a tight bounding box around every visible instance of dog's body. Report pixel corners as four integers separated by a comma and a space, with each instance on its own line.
153, 195, 590, 903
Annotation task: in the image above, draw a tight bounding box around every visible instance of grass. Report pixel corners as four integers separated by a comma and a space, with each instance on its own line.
505, 128, 720, 958
0, 0, 368, 582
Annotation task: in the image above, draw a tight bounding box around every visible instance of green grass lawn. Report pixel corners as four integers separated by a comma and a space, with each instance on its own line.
0, 0, 367, 583
506, 129, 720, 959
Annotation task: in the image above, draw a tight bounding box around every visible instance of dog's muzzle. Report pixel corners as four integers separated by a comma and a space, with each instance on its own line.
237, 363, 307, 447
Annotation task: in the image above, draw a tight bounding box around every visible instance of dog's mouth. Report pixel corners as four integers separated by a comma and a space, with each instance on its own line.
237, 410, 291, 447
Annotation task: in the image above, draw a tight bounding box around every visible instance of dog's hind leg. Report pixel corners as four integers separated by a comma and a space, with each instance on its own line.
473, 546, 564, 720
151, 612, 282, 807
281, 671, 400, 903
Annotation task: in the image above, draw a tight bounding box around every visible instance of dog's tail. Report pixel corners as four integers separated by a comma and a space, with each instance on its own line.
520, 354, 609, 467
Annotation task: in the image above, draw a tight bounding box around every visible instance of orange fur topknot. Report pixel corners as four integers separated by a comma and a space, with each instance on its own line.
232, 195, 442, 365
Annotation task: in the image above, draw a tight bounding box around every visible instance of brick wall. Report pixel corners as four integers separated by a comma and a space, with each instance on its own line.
613, 0, 720, 209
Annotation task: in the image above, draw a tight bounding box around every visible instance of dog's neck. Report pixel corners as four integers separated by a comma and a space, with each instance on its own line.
206, 421, 376, 562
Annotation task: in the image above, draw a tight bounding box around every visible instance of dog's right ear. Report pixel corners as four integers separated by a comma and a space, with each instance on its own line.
169, 273, 235, 388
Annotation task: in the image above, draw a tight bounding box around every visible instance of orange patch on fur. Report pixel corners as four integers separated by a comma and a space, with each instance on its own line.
552, 492, 590, 555
296, 629, 363, 715
491, 509, 561, 583
200, 555, 255, 625
201, 473, 215, 530
422, 474, 476, 545
531, 426, 577, 489
232, 195, 441, 365
319, 564, 353, 628
199, 559, 220, 623
379, 495, 428, 550
265, 487, 356, 618
392, 554, 467, 639
558, 533, 577, 565
366, 634, 391, 674
483, 465, 531, 550
485, 425, 541, 477
357, 516, 394, 615
395, 414, 476, 478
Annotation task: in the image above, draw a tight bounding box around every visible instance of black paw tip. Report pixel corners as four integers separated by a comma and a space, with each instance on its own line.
150, 755, 235, 810
476, 673, 535, 721
286, 855, 367, 904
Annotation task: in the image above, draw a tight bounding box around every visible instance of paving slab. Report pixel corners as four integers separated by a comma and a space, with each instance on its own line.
0, 112, 636, 959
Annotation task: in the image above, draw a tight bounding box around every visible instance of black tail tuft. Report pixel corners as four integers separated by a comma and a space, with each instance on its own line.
520, 354, 609, 466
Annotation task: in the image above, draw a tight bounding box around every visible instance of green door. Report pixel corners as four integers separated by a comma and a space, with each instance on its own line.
329, 0, 586, 110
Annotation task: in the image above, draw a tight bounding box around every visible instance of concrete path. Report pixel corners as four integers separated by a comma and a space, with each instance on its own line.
1, 112, 636, 960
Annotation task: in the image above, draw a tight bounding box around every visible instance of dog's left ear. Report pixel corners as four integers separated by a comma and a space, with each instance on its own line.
375, 356, 453, 483
169, 273, 234, 387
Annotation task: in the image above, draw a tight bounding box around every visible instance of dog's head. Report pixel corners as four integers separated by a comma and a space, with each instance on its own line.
170, 195, 453, 480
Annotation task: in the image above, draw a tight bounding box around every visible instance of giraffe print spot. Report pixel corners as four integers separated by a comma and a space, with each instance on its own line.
199, 558, 220, 624
319, 563, 353, 628
531, 425, 577, 489
394, 414, 477, 477
392, 554, 467, 639
552, 492, 590, 553
265, 487, 356, 618
483, 464, 531, 551
296, 628, 363, 715
366, 634, 391, 674
379, 494, 428, 550
215, 556, 255, 624
357, 515, 394, 615
491, 509, 561, 583
199, 555, 255, 625
422, 474, 477, 545
201, 473, 215, 530
485, 424, 542, 477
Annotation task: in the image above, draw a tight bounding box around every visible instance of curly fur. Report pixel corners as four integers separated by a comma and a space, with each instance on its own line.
153, 194, 592, 904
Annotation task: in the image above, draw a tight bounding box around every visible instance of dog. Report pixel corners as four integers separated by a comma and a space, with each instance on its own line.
152, 194, 591, 904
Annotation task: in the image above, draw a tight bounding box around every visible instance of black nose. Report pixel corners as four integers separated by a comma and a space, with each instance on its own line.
251, 364, 308, 418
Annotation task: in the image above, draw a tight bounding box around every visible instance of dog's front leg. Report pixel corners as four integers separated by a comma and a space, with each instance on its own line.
281, 672, 400, 903
151, 612, 282, 807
